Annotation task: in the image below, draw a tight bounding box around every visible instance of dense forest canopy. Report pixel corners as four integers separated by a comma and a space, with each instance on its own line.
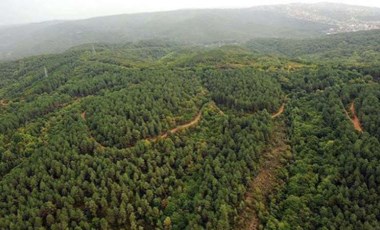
0, 29, 379, 229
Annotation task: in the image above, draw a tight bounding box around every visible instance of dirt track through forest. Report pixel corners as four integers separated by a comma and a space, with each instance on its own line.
81, 112, 86, 120
271, 104, 285, 118
81, 103, 208, 149
349, 102, 363, 132
81, 100, 285, 153
161, 111, 202, 137
147, 104, 207, 142
344, 101, 363, 132
210, 101, 225, 116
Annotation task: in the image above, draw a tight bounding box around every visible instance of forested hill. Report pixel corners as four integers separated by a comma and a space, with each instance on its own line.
246, 29, 380, 79
0, 30, 379, 229
246, 29, 380, 60
1, 3, 380, 61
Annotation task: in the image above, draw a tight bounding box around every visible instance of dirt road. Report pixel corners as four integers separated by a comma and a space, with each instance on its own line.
237, 126, 289, 230
148, 104, 206, 141
271, 104, 285, 118
349, 102, 363, 132
81, 111, 86, 120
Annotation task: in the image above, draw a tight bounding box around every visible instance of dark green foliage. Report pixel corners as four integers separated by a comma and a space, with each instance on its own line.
356, 92, 380, 139
202, 68, 284, 113
263, 71, 380, 229
82, 69, 204, 148
246, 30, 380, 61
1, 30, 380, 229
0, 44, 279, 229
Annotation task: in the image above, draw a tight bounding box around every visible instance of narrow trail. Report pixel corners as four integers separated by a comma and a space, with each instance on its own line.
209, 101, 225, 116
82, 99, 284, 152
237, 125, 290, 230
82, 103, 210, 149
147, 103, 207, 142
271, 103, 285, 118
81, 111, 86, 120
349, 102, 363, 132
84, 101, 284, 150
344, 101, 363, 132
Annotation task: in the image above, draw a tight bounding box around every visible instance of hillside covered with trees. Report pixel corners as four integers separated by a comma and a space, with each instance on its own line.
0, 30, 379, 229
1, 3, 380, 61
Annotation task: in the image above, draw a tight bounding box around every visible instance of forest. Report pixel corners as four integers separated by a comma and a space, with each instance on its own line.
0, 30, 379, 229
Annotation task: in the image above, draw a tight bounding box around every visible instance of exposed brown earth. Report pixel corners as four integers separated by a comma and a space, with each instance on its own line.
162, 111, 202, 137
271, 104, 285, 118
344, 101, 363, 132
147, 104, 207, 142
81, 111, 86, 120
349, 102, 363, 132
0, 99, 9, 106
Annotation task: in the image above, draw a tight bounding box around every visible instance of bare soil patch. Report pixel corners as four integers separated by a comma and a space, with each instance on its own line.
349, 102, 363, 132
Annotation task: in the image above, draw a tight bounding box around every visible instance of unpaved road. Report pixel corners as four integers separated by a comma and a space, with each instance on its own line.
148, 104, 206, 141
163, 111, 202, 136
82, 103, 208, 149
271, 104, 285, 118
349, 102, 363, 132
210, 101, 225, 116
81, 111, 86, 120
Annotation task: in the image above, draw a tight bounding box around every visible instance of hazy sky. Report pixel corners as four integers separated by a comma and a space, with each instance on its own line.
1, 0, 380, 26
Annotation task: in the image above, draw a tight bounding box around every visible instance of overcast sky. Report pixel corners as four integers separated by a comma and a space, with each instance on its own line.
1, 0, 380, 26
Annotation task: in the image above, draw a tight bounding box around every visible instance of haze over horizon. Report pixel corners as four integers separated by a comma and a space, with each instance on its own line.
1, 0, 380, 26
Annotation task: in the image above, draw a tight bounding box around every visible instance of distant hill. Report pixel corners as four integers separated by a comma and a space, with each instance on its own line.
0, 3, 379, 61
246, 29, 380, 58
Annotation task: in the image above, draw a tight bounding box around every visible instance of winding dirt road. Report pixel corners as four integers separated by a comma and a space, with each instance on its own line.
83, 101, 285, 152
271, 103, 285, 118
80, 103, 209, 150
148, 104, 206, 142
